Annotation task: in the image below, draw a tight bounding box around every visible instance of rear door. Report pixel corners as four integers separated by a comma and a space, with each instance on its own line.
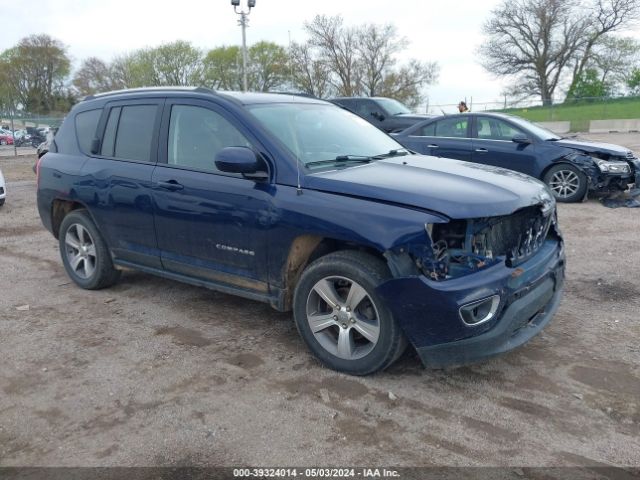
405, 116, 472, 160
79, 99, 163, 268
151, 98, 272, 292
472, 116, 537, 176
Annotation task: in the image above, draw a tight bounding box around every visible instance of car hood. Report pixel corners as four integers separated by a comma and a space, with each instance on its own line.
552, 138, 632, 158
305, 155, 553, 219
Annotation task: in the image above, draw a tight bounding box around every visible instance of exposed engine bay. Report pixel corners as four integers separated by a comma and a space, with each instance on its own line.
394, 203, 560, 281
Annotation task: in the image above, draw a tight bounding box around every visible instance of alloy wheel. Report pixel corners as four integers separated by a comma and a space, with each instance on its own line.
305, 276, 381, 360
548, 169, 580, 199
64, 223, 97, 279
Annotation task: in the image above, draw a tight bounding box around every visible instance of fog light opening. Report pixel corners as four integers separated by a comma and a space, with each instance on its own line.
459, 295, 500, 326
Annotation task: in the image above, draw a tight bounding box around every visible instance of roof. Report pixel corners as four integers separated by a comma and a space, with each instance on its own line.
82, 87, 327, 106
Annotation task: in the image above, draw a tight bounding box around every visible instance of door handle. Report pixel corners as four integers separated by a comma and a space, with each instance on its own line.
156, 180, 184, 191
475, 148, 488, 153
427, 144, 439, 148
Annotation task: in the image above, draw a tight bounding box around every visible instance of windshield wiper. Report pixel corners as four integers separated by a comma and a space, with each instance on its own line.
305, 154, 374, 168
371, 148, 410, 159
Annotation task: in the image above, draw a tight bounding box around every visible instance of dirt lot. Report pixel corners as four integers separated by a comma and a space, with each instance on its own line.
0, 134, 639, 468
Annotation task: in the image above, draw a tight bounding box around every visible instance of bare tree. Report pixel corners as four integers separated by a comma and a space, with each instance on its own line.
377, 60, 439, 108
356, 24, 405, 97
479, 0, 586, 105
289, 42, 332, 97
305, 15, 362, 96
73, 57, 118, 96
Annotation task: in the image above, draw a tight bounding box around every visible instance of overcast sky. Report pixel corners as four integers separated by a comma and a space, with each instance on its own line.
2, 0, 638, 112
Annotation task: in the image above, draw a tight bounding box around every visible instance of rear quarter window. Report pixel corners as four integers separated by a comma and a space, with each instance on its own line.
74, 109, 102, 154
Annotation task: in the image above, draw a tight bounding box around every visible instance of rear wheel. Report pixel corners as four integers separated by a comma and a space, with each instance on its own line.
544, 164, 587, 203
58, 210, 120, 289
293, 251, 406, 375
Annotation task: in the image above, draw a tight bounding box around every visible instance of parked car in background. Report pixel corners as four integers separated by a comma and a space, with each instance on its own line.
0, 168, 6, 206
330, 96, 433, 133
37, 87, 565, 375
392, 112, 640, 202
0, 133, 15, 145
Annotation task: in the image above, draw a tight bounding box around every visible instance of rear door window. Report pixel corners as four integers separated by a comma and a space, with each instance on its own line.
434, 116, 469, 138
100, 104, 158, 162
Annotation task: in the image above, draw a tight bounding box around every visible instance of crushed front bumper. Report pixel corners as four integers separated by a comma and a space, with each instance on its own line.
376, 238, 565, 368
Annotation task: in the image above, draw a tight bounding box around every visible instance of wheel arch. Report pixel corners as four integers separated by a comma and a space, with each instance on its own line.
50, 198, 93, 239
279, 234, 387, 311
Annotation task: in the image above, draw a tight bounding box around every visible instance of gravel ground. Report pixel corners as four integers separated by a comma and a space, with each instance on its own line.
0, 133, 639, 468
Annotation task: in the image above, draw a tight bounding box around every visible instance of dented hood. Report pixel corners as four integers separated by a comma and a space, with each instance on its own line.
552, 138, 632, 158
305, 155, 553, 219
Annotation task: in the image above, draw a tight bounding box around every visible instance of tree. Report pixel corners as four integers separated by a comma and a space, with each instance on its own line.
567, 0, 640, 98
305, 15, 362, 96
627, 68, 640, 95
480, 0, 640, 105
356, 24, 405, 97
148, 41, 204, 86
248, 41, 289, 92
590, 36, 640, 92
479, 0, 586, 106
376, 60, 439, 109
0, 34, 71, 113
303, 15, 438, 104
73, 57, 118, 96
202, 46, 243, 91
569, 68, 612, 98
290, 42, 332, 97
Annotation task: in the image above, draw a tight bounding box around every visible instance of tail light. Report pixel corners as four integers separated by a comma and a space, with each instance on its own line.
35, 156, 42, 188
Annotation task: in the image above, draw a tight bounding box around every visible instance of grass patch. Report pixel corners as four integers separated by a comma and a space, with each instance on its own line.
497, 96, 640, 127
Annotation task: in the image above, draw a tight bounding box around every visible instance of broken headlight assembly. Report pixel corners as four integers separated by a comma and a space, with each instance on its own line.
593, 158, 630, 174
415, 204, 556, 281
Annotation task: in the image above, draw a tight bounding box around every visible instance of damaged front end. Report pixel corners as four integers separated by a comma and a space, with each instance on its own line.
379, 198, 565, 368
564, 150, 638, 194
387, 199, 559, 282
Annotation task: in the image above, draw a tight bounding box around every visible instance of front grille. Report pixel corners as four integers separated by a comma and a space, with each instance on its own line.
479, 205, 554, 267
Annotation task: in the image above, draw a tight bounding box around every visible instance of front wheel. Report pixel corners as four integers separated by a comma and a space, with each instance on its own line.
544, 164, 588, 203
58, 210, 121, 289
293, 251, 406, 375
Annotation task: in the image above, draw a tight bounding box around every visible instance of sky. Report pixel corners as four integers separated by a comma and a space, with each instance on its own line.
2, 0, 638, 113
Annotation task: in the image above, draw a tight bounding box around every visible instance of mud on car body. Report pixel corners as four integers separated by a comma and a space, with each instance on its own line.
392, 112, 638, 203
36, 88, 565, 375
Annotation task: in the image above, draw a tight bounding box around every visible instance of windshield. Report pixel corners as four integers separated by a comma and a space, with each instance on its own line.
506, 115, 562, 141
375, 98, 412, 116
248, 103, 404, 168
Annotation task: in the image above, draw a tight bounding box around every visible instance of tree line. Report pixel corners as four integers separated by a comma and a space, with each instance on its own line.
0, 15, 439, 115
479, 0, 640, 105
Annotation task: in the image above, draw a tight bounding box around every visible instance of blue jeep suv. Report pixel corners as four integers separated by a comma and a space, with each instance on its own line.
36, 87, 565, 375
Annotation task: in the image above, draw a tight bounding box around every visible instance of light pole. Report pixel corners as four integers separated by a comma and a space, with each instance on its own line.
231, 0, 256, 92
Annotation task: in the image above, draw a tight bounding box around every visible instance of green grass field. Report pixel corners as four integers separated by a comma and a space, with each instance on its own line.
498, 96, 640, 131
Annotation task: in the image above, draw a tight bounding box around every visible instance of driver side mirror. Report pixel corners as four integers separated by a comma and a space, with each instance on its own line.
512, 133, 531, 144
215, 146, 268, 180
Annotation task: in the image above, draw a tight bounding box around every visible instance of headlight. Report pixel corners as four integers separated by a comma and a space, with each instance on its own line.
594, 158, 630, 174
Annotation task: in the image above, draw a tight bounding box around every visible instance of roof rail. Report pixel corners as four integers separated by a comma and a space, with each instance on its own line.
83, 86, 216, 101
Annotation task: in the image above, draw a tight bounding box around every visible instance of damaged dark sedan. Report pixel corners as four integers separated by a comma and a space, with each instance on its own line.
393, 112, 640, 202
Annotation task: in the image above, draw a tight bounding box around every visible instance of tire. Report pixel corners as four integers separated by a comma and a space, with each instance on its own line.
58, 209, 120, 289
293, 250, 407, 375
543, 164, 588, 203
0, 198, 5, 206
